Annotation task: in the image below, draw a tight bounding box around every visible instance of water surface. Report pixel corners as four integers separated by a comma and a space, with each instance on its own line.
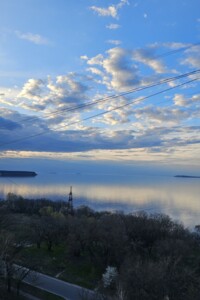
0, 167, 199, 228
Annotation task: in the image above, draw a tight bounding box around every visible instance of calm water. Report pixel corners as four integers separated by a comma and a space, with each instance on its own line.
0, 165, 200, 228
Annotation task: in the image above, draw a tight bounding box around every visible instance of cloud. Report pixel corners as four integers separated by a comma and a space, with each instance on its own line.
0, 116, 21, 130
87, 67, 104, 77
181, 45, 200, 68
87, 54, 104, 65
107, 40, 122, 45
163, 42, 190, 49
17, 73, 90, 114
17, 79, 46, 111
0, 102, 199, 163
174, 93, 200, 106
90, 5, 118, 18
86, 47, 139, 91
106, 23, 121, 30
84, 45, 175, 93
15, 31, 49, 45
103, 48, 139, 90
80, 55, 89, 60
90, 0, 129, 19
133, 48, 167, 73
134, 105, 190, 126
2, 40, 200, 160
101, 109, 129, 126
18, 78, 44, 100
182, 55, 200, 69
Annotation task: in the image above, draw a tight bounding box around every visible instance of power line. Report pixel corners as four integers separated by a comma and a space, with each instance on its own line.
21, 68, 200, 123
155, 41, 200, 58
63, 77, 198, 128
19, 41, 200, 123
0, 76, 199, 149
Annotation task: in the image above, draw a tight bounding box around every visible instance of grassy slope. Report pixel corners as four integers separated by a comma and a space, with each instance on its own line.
18, 244, 100, 289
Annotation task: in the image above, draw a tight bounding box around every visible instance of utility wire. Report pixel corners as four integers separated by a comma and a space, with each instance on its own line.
154, 41, 200, 58
19, 41, 200, 123
22, 68, 200, 123
0, 76, 198, 149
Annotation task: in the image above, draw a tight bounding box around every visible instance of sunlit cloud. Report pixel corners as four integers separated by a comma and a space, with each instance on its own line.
86, 47, 140, 91
133, 48, 167, 73
173, 93, 200, 106
90, 0, 129, 19
1, 142, 200, 167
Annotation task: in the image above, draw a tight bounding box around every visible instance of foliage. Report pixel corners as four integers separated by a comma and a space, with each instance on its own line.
1, 193, 200, 299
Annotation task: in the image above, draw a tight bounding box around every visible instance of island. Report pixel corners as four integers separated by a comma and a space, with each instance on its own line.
174, 175, 200, 178
0, 170, 37, 177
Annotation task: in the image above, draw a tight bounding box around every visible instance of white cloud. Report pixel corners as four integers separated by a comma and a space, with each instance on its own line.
16, 73, 90, 114
182, 55, 200, 69
90, 0, 129, 19
133, 48, 167, 73
174, 93, 200, 106
87, 67, 104, 77
56, 74, 87, 94
163, 42, 190, 49
181, 45, 200, 68
103, 48, 139, 91
87, 54, 104, 65
86, 47, 139, 91
101, 109, 129, 126
90, 5, 118, 18
134, 105, 191, 126
106, 23, 121, 30
107, 40, 122, 45
80, 55, 89, 60
15, 31, 49, 45
18, 79, 44, 100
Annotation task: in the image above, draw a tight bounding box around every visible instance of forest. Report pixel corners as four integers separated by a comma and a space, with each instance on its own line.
1, 193, 200, 300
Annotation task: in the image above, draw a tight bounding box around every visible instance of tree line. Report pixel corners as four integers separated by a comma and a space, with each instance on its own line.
1, 193, 200, 299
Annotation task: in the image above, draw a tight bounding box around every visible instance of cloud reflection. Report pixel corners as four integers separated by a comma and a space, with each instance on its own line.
0, 176, 199, 228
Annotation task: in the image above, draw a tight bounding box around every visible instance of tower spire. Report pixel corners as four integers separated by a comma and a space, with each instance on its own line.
68, 186, 74, 214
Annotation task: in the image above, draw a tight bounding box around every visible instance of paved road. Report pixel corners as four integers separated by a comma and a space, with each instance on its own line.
24, 270, 95, 300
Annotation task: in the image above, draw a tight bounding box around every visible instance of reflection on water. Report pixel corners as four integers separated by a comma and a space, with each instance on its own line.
0, 172, 200, 228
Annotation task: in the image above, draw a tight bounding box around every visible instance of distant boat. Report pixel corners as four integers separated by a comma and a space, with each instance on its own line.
174, 175, 200, 179
0, 170, 37, 177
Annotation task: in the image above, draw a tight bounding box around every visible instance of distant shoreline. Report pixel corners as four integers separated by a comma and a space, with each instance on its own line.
174, 175, 200, 179
0, 170, 37, 177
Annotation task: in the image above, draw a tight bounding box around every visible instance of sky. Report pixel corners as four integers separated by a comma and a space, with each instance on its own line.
0, 0, 200, 172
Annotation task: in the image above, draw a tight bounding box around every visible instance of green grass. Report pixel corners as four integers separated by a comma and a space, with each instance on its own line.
18, 243, 101, 289
59, 258, 101, 289
18, 244, 67, 276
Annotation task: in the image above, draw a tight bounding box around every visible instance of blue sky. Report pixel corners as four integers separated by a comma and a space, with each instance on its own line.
0, 0, 200, 170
